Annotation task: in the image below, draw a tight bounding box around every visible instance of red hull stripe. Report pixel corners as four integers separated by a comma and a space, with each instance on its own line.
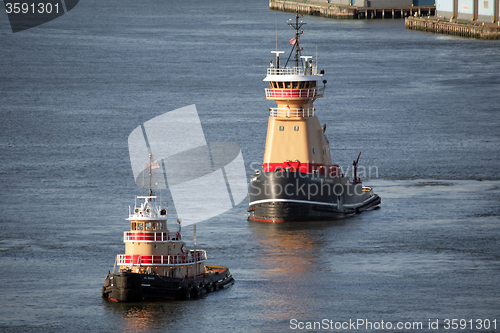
263, 162, 339, 176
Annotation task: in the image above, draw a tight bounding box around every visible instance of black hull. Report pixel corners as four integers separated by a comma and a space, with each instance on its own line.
248, 171, 381, 222
102, 266, 234, 302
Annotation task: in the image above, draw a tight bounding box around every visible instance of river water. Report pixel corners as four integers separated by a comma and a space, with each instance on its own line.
0, 0, 499, 332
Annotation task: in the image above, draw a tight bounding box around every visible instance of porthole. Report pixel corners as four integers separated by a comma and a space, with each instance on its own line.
313, 148, 316, 154
279, 126, 284, 131
294, 126, 299, 131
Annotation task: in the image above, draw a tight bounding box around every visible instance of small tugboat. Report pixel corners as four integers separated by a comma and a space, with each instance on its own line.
102, 164, 234, 302
248, 11, 381, 222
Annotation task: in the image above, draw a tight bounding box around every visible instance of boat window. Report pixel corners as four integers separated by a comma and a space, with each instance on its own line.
131, 222, 136, 231
277, 82, 283, 89
292, 82, 299, 89
279, 126, 284, 131
313, 148, 316, 154
294, 126, 299, 131
310, 81, 317, 88
152, 222, 157, 231
137, 223, 144, 231
145, 222, 151, 231
284, 82, 291, 88
299, 82, 305, 89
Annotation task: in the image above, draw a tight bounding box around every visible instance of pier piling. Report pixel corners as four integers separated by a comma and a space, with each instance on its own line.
269, 0, 435, 20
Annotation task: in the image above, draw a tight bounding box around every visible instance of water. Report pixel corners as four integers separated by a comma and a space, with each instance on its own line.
1, 0, 499, 332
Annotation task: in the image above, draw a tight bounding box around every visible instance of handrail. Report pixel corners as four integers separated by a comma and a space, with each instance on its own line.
269, 107, 315, 118
267, 66, 319, 76
116, 250, 207, 266
123, 231, 180, 242
265, 87, 324, 98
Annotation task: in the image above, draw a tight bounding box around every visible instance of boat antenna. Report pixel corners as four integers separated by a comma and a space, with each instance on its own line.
285, 8, 306, 68
275, 18, 278, 51
148, 152, 152, 196
353, 152, 362, 184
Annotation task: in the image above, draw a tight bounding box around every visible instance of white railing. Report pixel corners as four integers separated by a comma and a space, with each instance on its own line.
123, 231, 180, 242
269, 108, 315, 118
265, 87, 324, 98
116, 250, 207, 266
267, 66, 319, 76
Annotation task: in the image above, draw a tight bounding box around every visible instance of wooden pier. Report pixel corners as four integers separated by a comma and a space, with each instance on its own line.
405, 16, 500, 39
269, 0, 436, 19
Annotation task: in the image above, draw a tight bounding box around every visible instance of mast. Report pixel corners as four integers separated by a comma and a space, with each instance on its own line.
285, 9, 306, 68
148, 152, 153, 196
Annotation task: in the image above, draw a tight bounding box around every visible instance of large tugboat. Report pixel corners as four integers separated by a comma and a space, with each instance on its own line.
248, 12, 381, 222
102, 158, 234, 301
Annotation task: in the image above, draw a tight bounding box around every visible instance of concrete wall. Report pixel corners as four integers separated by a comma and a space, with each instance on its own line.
478, 0, 496, 21
355, 0, 368, 6
458, 0, 474, 19
365, 0, 413, 7
330, 0, 352, 6
436, 0, 455, 16
436, 0, 455, 17
436, 0, 499, 21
